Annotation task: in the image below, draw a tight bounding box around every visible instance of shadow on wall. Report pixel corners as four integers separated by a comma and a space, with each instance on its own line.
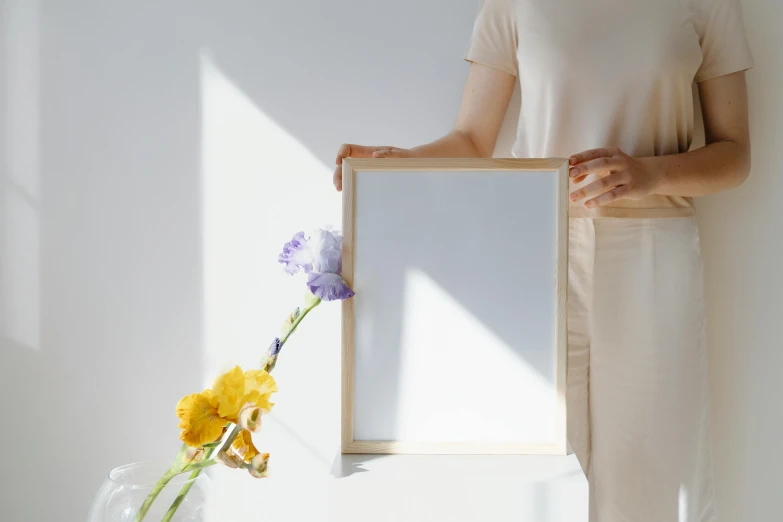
0, 1, 204, 520
0, 3, 47, 517
196, 0, 548, 447
694, 0, 783, 519
0, 0, 547, 521
1, 0, 40, 355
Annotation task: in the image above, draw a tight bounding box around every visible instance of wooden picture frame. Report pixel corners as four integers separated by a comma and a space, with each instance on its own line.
341, 158, 569, 455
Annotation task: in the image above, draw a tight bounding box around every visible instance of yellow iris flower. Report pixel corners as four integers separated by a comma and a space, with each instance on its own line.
231, 429, 260, 463
213, 366, 278, 421
176, 390, 226, 447
176, 366, 277, 447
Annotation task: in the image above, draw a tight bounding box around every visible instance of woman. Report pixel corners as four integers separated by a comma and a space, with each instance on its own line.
333, 0, 753, 520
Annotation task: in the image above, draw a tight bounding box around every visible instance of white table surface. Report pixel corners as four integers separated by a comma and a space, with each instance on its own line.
329, 452, 588, 522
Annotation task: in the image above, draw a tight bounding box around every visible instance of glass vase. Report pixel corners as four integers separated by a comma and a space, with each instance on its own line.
87, 461, 211, 522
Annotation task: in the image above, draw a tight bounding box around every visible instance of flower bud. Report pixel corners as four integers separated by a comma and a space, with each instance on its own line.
268, 338, 282, 357
185, 446, 205, 464
281, 308, 300, 336
248, 453, 270, 478
261, 354, 278, 373
239, 405, 263, 432
217, 449, 243, 469
262, 338, 282, 372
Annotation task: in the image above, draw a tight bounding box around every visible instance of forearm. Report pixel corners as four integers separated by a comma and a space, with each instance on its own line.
410, 130, 486, 158
646, 139, 751, 197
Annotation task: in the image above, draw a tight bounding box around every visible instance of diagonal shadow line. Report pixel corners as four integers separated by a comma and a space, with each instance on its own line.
329, 453, 385, 478
269, 413, 333, 468
198, 7, 557, 386
202, 48, 555, 383
203, 50, 558, 450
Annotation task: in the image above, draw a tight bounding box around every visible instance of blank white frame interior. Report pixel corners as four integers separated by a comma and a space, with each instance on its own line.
341, 158, 569, 455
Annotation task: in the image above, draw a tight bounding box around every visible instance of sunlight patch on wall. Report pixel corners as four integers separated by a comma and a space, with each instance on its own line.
679, 485, 689, 522
199, 50, 340, 491
395, 267, 557, 443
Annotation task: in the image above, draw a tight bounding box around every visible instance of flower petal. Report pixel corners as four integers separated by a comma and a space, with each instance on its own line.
231, 429, 260, 463
310, 229, 343, 274
213, 366, 246, 420
176, 391, 227, 447
217, 450, 243, 469
278, 232, 313, 275
248, 453, 270, 478
245, 389, 275, 413
307, 272, 355, 301
239, 405, 263, 432
243, 369, 278, 396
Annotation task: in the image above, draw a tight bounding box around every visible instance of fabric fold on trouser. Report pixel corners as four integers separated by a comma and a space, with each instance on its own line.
567, 217, 716, 522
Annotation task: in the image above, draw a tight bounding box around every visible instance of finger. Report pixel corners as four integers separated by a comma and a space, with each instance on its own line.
333, 166, 342, 192
570, 171, 628, 202
584, 185, 633, 208
569, 156, 624, 179
374, 148, 409, 158
570, 172, 592, 184
569, 146, 620, 166
335, 144, 382, 165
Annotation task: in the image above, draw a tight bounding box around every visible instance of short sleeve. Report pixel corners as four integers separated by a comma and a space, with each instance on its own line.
464, 0, 519, 76
694, 0, 754, 83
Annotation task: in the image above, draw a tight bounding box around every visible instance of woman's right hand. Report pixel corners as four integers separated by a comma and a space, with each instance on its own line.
333, 143, 417, 191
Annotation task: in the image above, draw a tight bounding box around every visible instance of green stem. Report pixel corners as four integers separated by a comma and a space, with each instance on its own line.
161, 297, 321, 521
132, 468, 177, 522
279, 298, 321, 347
220, 424, 243, 452
161, 425, 241, 522
160, 460, 217, 522
181, 459, 218, 473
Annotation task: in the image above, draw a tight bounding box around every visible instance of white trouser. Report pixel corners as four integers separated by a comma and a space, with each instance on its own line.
567, 217, 715, 522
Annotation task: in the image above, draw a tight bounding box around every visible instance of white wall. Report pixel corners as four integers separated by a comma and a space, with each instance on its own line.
696, 1, 783, 520
0, 0, 779, 521
0, 1, 476, 521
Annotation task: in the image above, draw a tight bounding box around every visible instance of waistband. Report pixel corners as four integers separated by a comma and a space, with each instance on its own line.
568, 206, 696, 219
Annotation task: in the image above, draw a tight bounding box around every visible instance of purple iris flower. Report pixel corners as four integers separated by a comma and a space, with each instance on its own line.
278, 229, 355, 301
307, 272, 354, 301
278, 231, 313, 275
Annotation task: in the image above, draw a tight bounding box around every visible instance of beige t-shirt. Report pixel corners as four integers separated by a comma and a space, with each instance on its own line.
465, 0, 754, 217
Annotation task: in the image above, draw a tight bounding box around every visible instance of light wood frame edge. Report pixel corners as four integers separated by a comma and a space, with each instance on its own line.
341, 158, 570, 455
342, 441, 566, 455
343, 157, 567, 171
341, 161, 356, 449
555, 161, 570, 455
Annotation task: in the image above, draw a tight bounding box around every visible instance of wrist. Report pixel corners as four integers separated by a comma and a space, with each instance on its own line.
642, 156, 669, 195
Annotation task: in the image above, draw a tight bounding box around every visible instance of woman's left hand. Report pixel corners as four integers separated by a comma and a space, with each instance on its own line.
568, 147, 663, 208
